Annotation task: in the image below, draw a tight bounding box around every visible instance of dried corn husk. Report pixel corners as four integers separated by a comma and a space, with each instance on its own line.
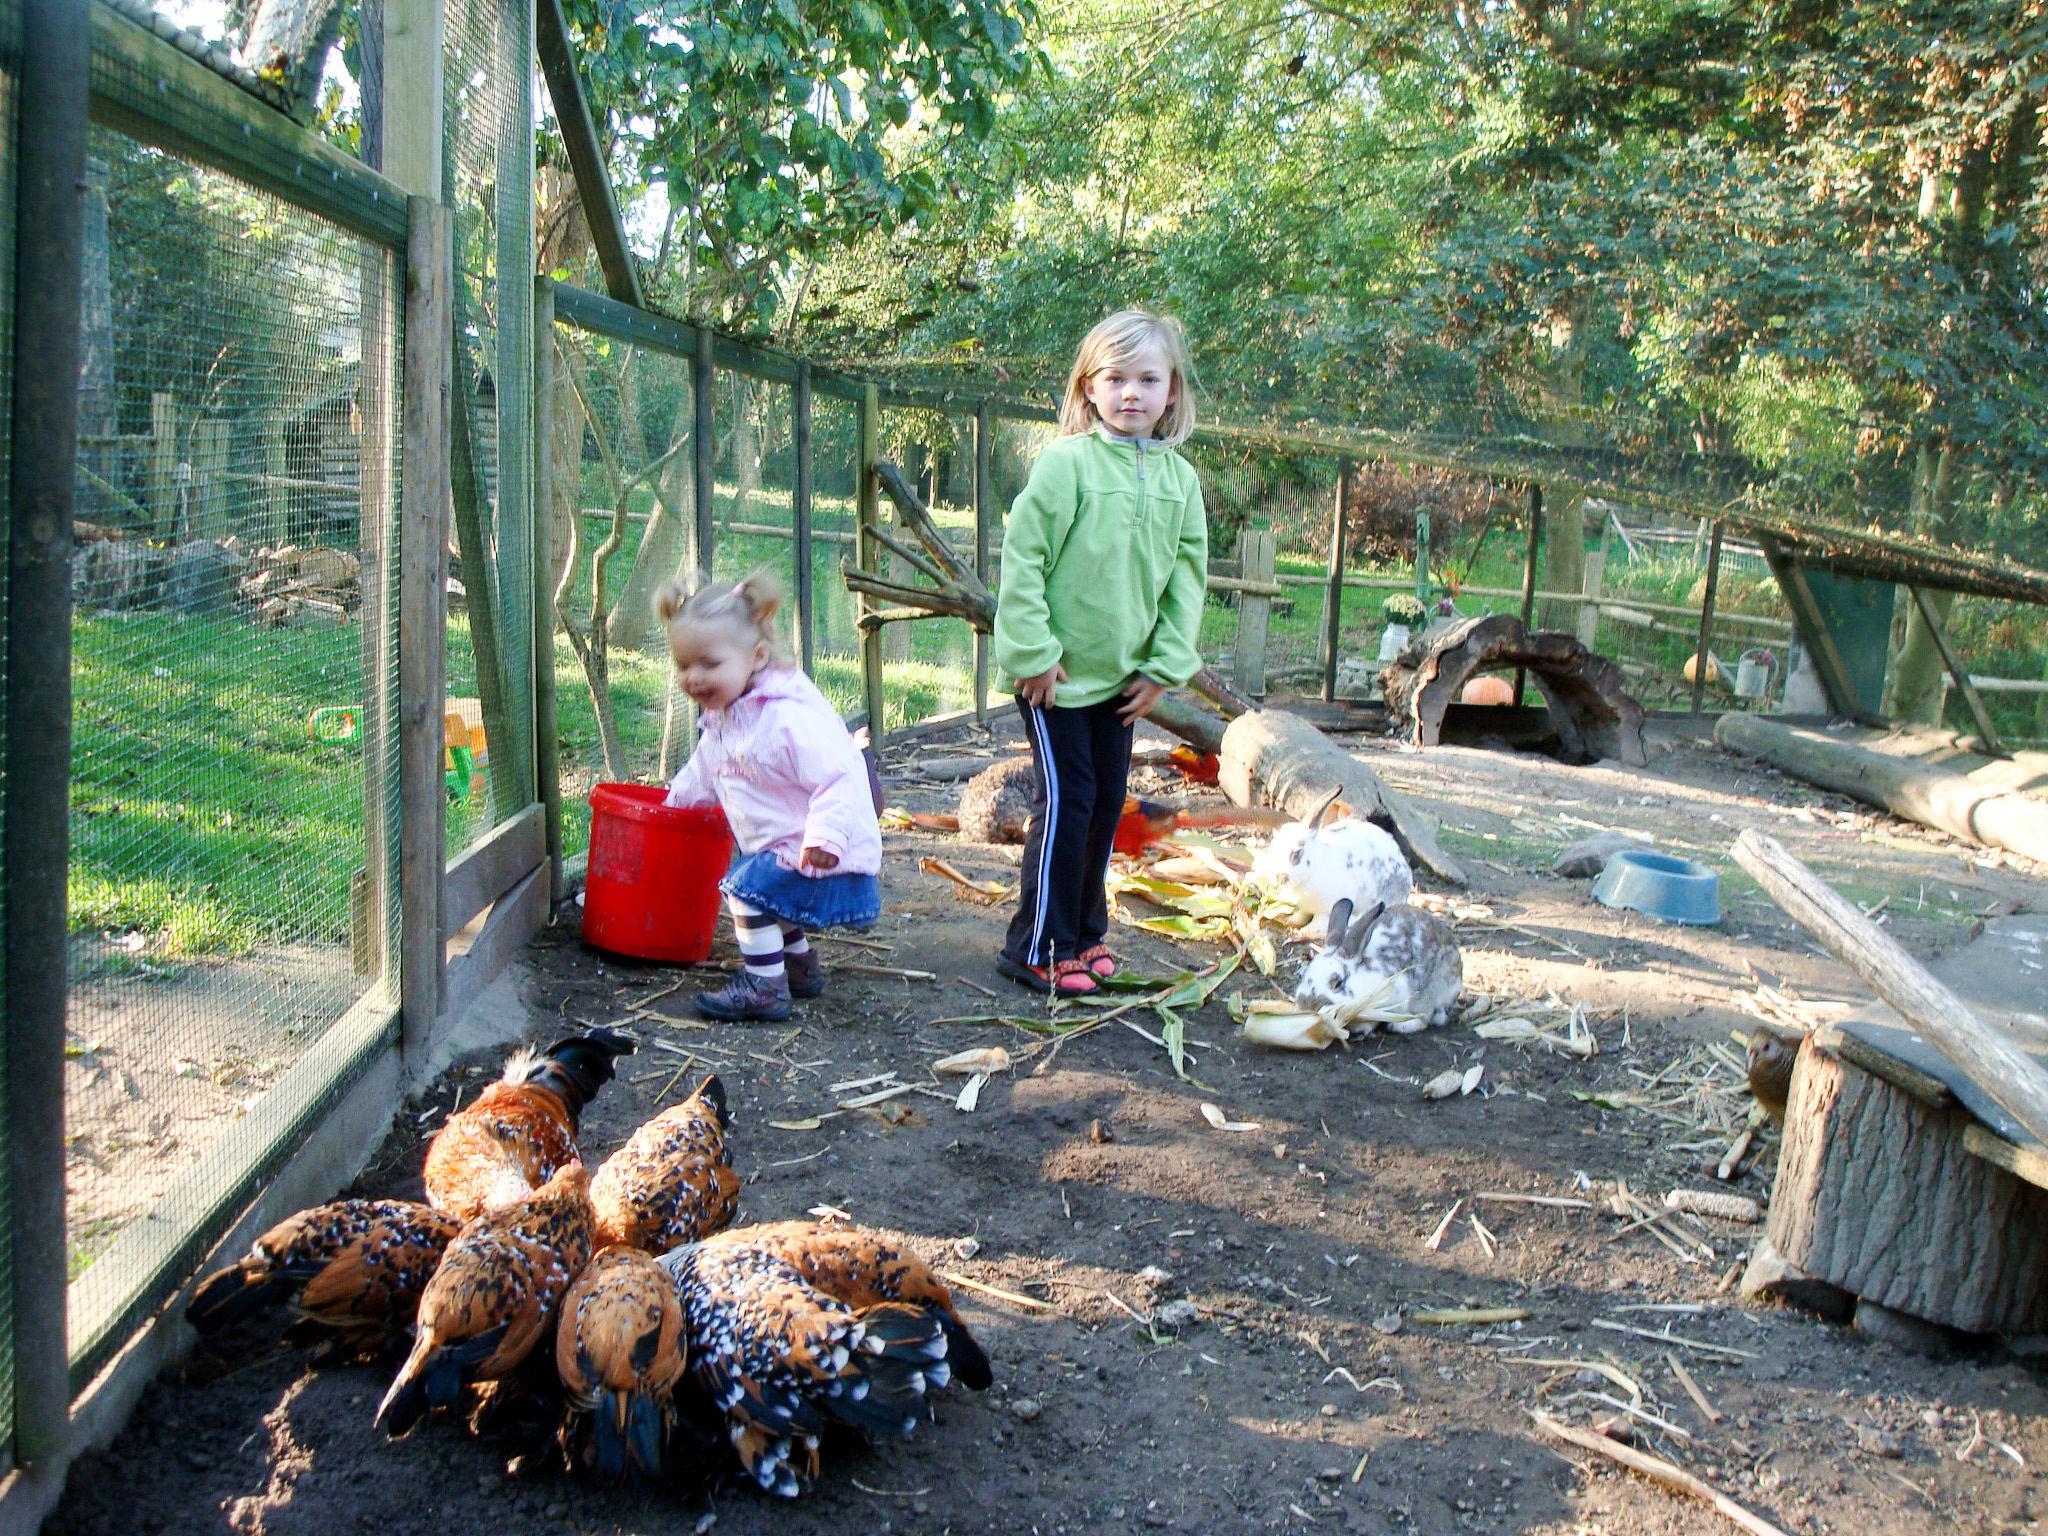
935, 1046, 1013, 1076
1421, 1069, 1466, 1100
1241, 1010, 1350, 1051
1200, 1102, 1261, 1132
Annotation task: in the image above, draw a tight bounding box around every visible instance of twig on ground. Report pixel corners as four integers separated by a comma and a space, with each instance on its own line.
1531, 1411, 1790, 1536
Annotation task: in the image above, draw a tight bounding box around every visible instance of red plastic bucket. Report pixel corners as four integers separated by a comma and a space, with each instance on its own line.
582, 784, 733, 963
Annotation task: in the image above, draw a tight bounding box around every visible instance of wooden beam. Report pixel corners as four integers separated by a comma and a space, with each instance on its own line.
1234, 529, 1276, 698
858, 384, 885, 745
1909, 584, 2007, 758
379, 0, 442, 199
399, 196, 452, 1059
1760, 536, 1869, 723
691, 323, 714, 571
794, 362, 815, 674
1690, 521, 1722, 716
442, 803, 546, 940
1731, 830, 2048, 1151
532, 278, 565, 897
1321, 461, 1349, 703
534, 0, 643, 306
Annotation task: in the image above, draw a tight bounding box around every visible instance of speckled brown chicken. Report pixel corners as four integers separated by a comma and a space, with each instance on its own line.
375, 1162, 596, 1438
658, 1233, 970, 1497
186, 1199, 463, 1362
589, 1075, 740, 1253
719, 1220, 991, 1391
555, 1245, 686, 1481
1746, 1025, 1802, 1121
423, 1027, 633, 1222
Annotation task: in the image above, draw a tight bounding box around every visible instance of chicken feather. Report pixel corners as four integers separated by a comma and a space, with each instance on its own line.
556, 1245, 686, 1482
589, 1075, 740, 1253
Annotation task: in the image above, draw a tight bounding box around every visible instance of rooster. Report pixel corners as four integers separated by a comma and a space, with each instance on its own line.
424, 1028, 634, 1222
716, 1221, 990, 1392
376, 1162, 596, 1439
187, 1199, 462, 1363
555, 1245, 687, 1482
660, 1224, 986, 1497
590, 1075, 741, 1253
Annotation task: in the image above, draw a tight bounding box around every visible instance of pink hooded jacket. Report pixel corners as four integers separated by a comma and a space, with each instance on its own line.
662, 665, 882, 877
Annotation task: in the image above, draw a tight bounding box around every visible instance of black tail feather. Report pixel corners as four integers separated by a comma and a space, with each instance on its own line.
825, 1305, 945, 1440
696, 1074, 728, 1131
186, 1265, 290, 1332
939, 1312, 993, 1391
626, 1391, 666, 1480
374, 1324, 509, 1439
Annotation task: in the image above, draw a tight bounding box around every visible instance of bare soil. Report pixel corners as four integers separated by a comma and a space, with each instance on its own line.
50, 714, 2048, 1536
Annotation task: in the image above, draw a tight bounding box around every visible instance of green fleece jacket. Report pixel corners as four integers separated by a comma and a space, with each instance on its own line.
993, 430, 1209, 709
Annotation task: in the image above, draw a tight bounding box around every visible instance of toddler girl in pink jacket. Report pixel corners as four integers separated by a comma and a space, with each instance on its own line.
659, 571, 881, 1021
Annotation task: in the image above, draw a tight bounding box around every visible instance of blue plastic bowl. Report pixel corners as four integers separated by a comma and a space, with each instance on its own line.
1592, 849, 1721, 926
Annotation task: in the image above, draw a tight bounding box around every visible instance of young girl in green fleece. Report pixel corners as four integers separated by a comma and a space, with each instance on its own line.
992, 309, 1208, 996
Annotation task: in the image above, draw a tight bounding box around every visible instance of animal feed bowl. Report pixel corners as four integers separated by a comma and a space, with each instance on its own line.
1591, 849, 1720, 926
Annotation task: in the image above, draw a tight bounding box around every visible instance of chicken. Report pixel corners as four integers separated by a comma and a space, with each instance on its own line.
1112, 795, 1292, 857
424, 1027, 634, 1222
376, 1162, 596, 1438
659, 1239, 956, 1497
713, 1221, 991, 1392
186, 1199, 462, 1362
1746, 1025, 1802, 1122
589, 1075, 740, 1253
555, 1246, 686, 1481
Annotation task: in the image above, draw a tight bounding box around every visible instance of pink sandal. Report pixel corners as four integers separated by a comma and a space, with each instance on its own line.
997, 954, 1101, 996
1079, 944, 1117, 979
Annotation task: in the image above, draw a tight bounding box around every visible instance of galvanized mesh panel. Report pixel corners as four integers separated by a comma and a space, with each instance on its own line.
544, 328, 698, 857
0, 0, 19, 1468
444, 0, 535, 850
64, 124, 402, 1384
979, 414, 1055, 718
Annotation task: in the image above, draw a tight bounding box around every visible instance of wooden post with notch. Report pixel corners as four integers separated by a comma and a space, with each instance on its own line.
399, 196, 452, 1060
857, 382, 885, 742
1321, 461, 1349, 703
1234, 527, 1276, 698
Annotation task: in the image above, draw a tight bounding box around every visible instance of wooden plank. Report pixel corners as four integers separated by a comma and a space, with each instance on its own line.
1731, 830, 2048, 1150
147, 390, 176, 536
858, 383, 886, 745
442, 866, 551, 1022
1690, 521, 1722, 715
692, 324, 715, 574
1962, 1122, 2048, 1193
1234, 528, 1276, 697
794, 363, 815, 674
399, 197, 452, 1059
534, 0, 642, 306
442, 803, 546, 940
973, 402, 993, 724
1321, 461, 1349, 703
1514, 482, 1540, 706
1910, 585, 2007, 758
379, 0, 442, 199
357, 244, 401, 986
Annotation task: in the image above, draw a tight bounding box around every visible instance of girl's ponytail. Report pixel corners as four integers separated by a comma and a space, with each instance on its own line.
657, 568, 789, 662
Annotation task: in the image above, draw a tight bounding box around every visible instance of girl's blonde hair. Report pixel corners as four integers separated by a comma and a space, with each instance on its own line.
1057, 308, 1198, 447
655, 568, 789, 665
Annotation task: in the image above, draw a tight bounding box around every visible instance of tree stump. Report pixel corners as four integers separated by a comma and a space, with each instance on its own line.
1744, 1032, 2048, 1335
1381, 613, 1647, 766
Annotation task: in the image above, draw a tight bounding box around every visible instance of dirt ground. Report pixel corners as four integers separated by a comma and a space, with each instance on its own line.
51, 711, 2048, 1536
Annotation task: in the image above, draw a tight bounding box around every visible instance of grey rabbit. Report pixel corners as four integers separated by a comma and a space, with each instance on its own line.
1292, 897, 1462, 1032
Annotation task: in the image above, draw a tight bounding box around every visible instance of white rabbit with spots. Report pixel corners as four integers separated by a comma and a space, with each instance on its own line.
1293, 897, 1462, 1032
1251, 792, 1413, 933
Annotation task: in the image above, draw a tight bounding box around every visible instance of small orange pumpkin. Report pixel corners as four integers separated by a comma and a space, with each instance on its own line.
1460, 675, 1515, 706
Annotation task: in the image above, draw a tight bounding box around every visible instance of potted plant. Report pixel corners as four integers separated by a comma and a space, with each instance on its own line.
1379, 592, 1425, 660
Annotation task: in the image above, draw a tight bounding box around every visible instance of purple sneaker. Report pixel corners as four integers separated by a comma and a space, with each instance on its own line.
694, 970, 791, 1022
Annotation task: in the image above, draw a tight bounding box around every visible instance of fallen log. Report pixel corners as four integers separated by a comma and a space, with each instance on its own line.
1717, 715, 2048, 863
1730, 830, 2048, 1151
1382, 613, 1647, 766
1219, 708, 1466, 885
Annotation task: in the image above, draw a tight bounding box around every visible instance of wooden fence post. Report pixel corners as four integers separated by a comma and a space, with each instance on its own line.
1575, 530, 1607, 648
1234, 528, 1276, 698
1513, 482, 1542, 706
399, 196, 452, 1061
532, 278, 564, 897
973, 401, 992, 725
147, 390, 177, 537
1690, 521, 1723, 716
692, 324, 714, 578
188, 417, 229, 541
857, 382, 885, 742
1321, 461, 1350, 702
794, 361, 815, 675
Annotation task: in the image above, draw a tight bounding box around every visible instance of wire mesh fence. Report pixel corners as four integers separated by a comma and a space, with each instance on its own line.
0, 0, 19, 1469
444, 0, 535, 850
63, 120, 404, 1385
